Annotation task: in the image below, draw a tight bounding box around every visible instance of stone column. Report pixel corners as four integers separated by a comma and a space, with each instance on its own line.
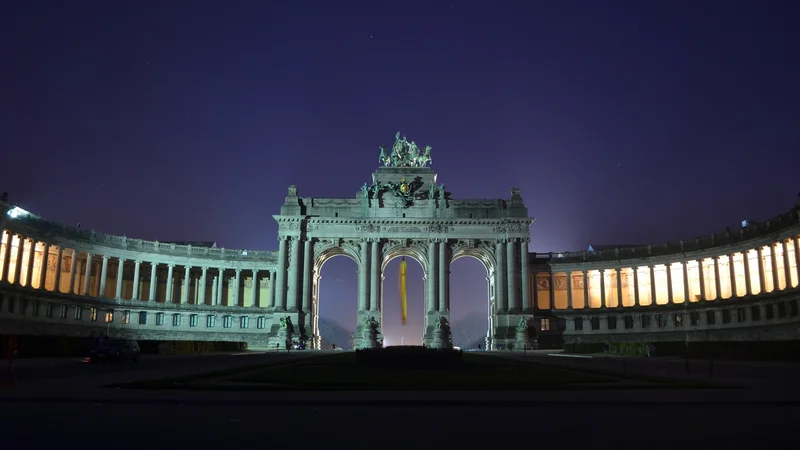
302, 239, 313, 311
269, 270, 276, 307
729, 254, 737, 297
149, 262, 158, 301
615, 268, 623, 307
24, 239, 36, 287
82, 252, 93, 296
565, 270, 573, 309
99, 255, 109, 298
12, 235, 24, 285
287, 238, 301, 310
697, 260, 706, 301
275, 238, 288, 310
216, 270, 225, 305
713, 256, 722, 299
131, 260, 141, 301
756, 247, 766, 293
599, 269, 606, 308
53, 247, 63, 292
794, 237, 800, 285
115, 258, 125, 300
743, 250, 753, 295
632, 267, 640, 306
582, 270, 589, 309
357, 239, 369, 312
38, 243, 49, 290
0, 231, 12, 282
506, 239, 518, 312
664, 264, 672, 304
252, 269, 259, 307
549, 272, 555, 309
182, 266, 191, 304
770, 244, 779, 291
165, 264, 174, 303
68, 249, 79, 294
370, 239, 380, 312
199, 267, 208, 306
494, 240, 506, 312
682, 261, 691, 302
211, 275, 218, 305
427, 240, 438, 313
233, 269, 242, 307
782, 239, 792, 290
439, 240, 449, 312
520, 239, 530, 310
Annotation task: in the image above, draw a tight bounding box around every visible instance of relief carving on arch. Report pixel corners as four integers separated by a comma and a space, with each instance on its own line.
313, 238, 361, 266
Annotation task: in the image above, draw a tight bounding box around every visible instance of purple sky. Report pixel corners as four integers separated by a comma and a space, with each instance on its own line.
3, 1, 799, 343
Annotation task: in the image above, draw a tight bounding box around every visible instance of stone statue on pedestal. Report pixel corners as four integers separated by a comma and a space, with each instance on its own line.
515, 316, 533, 351
361, 316, 381, 349
430, 316, 454, 349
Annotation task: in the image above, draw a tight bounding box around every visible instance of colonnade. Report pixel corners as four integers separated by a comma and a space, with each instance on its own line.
537, 235, 800, 310
0, 230, 277, 308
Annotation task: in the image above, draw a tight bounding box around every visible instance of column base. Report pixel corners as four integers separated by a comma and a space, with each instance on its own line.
491, 312, 536, 350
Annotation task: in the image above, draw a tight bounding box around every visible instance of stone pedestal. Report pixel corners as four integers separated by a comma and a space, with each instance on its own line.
429, 328, 453, 350
354, 313, 382, 349
515, 330, 531, 351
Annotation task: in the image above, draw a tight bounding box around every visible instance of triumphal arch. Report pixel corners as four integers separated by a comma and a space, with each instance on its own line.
272, 132, 534, 349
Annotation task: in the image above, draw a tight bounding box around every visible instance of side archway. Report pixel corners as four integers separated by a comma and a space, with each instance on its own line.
450, 244, 496, 350
311, 243, 360, 350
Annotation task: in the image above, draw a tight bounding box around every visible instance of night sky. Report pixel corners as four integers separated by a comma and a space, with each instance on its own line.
3, 1, 799, 344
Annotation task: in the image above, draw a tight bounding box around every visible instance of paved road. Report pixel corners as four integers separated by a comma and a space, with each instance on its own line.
0, 401, 795, 449
1, 350, 318, 385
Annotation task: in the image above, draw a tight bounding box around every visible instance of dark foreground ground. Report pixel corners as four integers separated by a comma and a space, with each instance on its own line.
1, 351, 799, 449
0, 400, 796, 449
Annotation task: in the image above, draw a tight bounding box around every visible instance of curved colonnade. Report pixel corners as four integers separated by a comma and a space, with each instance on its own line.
537, 209, 800, 346
0, 202, 282, 349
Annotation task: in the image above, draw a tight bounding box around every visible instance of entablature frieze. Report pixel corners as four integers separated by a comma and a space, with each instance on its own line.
544, 226, 800, 273
0, 232, 278, 272
555, 288, 800, 317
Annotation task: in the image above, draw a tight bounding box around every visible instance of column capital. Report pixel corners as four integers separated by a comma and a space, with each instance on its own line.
101, 255, 109, 260
494, 238, 507, 245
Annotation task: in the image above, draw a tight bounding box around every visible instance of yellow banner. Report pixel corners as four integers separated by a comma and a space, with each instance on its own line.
400, 259, 408, 325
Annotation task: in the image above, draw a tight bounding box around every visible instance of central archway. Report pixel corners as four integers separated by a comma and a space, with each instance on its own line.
381, 253, 426, 346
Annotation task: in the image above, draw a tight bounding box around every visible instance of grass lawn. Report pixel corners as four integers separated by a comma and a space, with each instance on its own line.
222, 352, 625, 390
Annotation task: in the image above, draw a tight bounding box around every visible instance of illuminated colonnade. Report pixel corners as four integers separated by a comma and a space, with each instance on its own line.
532, 236, 800, 311
0, 229, 278, 308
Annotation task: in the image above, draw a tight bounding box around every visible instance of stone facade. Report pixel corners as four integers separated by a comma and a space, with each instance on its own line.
1, 136, 799, 351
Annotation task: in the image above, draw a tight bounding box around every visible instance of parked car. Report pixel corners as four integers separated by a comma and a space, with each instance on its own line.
86, 339, 141, 363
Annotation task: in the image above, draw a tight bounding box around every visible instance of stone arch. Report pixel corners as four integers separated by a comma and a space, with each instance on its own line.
313, 240, 360, 272
451, 243, 495, 278
381, 241, 429, 274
